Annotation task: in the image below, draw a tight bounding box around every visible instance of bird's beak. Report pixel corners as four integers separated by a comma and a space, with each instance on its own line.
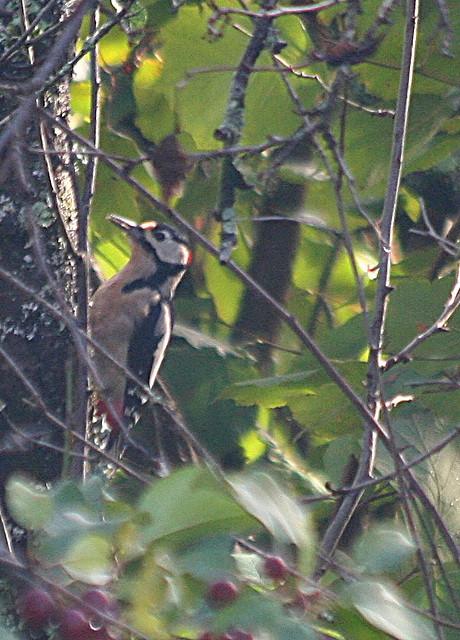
107, 214, 145, 243
108, 214, 139, 232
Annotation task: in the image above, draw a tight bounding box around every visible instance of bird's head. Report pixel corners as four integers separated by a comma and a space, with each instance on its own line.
108, 214, 193, 270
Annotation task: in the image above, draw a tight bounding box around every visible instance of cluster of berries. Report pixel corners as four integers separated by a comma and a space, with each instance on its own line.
19, 587, 117, 640
199, 556, 290, 640
19, 556, 291, 640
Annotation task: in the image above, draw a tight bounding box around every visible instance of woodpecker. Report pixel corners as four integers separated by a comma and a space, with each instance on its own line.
90, 214, 192, 433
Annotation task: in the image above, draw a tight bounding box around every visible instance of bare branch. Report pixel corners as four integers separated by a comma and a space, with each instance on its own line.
210, 0, 349, 23
314, 0, 422, 577
318, 424, 460, 495
433, 0, 454, 55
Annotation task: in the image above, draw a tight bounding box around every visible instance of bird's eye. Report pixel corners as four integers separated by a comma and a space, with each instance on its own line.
154, 230, 168, 242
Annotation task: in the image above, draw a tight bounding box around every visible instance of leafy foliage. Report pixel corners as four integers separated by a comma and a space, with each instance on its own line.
0, 0, 459, 639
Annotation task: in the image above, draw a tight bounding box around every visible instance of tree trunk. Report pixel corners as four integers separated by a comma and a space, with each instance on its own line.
0, 0, 81, 486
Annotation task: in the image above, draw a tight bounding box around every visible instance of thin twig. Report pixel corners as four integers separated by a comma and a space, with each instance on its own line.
210, 0, 349, 22
314, 0, 421, 578
74, 2, 102, 479
0, 0, 58, 65
4, 412, 96, 462
433, 0, 454, 55
313, 424, 460, 496
0, 341, 148, 484
365, 0, 400, 44
383, 404, 444, 640
179, 59, 395, 117
411, 498, 460, 616
384, 265, 460, 371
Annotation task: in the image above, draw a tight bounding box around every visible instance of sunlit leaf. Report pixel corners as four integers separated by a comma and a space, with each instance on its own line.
212, 590, 317, 640
223, 371, 316, 408
63, 534, 114, 585
352, 525, 416, 572
137, 466, 258, 548
6, 476, 53, 530
348, 581, 436, 640
231, 471, 314, 562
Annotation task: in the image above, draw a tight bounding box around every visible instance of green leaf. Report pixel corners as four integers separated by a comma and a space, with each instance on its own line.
137, 466, 258, 548
223, 371, 317, 408
162, 338, 258, 459
348, 580, 436, 640
63, 534, 114, 585
5, 475, 53, 530
212, 590, 317, 640
289, 380, 365, 438
70, 81, 93, 122
98, 23, 130, 66
178, 535, 237, 581
143, 0, 182, 31
333, 605, 397, 640
231, 471, 315, 568
352, 525, 416, 573
104, 63, 139, 139
376, 404, 460, 535
386, 275, 460, 355
203, 249, 247, 326
153, 6, 248, 148
323, 435, 361, 488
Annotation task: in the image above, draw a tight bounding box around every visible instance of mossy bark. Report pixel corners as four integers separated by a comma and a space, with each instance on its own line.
0, 0, 79, 485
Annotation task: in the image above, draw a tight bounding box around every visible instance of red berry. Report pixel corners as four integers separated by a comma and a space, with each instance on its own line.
263, 556, 289, 581
83, 590, 110, 610
19, 587, 56, 631
285, 591, 308, 612
206, 581, 239, 608
59, 608, 93, 640
231, 631, 253, 640
83, 589, 117, 616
